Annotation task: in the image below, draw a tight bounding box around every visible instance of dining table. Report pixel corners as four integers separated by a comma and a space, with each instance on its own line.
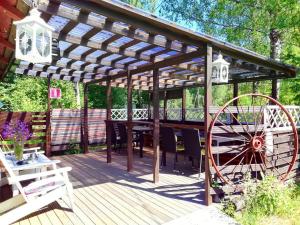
132, 126, 153, 158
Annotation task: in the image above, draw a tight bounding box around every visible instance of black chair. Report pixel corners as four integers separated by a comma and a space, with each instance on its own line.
116, 123, 140, 152
111, 123, 120, 150
117, 123, 127, 150
106, 123, 120, 150
160, 127, 184, 169
182, 128, 204, 177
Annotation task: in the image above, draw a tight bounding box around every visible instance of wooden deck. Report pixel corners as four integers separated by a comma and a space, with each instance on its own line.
10, 150, 206, 225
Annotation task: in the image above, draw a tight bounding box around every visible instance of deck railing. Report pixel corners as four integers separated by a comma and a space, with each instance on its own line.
264, 105, 300, 130
111, 106, 300, 130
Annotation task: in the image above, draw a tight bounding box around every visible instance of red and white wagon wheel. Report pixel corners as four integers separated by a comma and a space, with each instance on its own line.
208, 93, 298, 186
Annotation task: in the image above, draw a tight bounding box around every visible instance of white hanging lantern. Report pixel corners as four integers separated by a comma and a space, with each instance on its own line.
14, 8, 54, 63
212, 53, 230, 83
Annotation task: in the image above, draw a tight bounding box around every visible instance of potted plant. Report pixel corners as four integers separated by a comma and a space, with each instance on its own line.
2, 120, 32, 161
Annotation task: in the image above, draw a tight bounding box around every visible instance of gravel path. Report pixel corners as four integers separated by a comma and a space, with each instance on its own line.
163, 205, 239, 225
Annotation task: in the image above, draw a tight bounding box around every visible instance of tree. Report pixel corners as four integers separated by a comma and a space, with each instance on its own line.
160, 0, 300, 103
121, 0, 159, 13
0, 68, 83, 111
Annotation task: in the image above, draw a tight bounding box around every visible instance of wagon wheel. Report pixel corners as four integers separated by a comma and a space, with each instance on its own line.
208, 93, 298, 186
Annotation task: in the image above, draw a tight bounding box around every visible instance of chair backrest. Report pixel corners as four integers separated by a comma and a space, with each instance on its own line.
160, 127, 176, 153
0, 147, 28, 201
117, 123, 127, 142
182, 128, 201, 159
107, 123, 117, 144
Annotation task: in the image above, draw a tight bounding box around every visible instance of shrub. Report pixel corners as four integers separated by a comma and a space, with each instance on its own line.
222, 175, 300, 225
244, 175, 293, 217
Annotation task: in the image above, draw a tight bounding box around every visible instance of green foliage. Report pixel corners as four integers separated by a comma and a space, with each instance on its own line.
0, 72, 84, 111
121, 0, 158, 13
222, 201, 236, 218
0, 75, 48, 111
159, 0, 300, 104
222, 175, 300, 225
244, 176, 292, 217
49, 80, 82, 109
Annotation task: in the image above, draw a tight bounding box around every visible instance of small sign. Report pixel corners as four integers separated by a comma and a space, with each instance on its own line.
49, 88, 61, 99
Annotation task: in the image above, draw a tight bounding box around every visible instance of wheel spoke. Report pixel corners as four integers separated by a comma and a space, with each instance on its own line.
258, 150, 268, 171
232, 154, 247, 174
247, 153, 254, 176
212, 143, 248, 155
261, 146, 293, 166
238, 105, 251, 133
253, 152, 259, 180
225, 107, 252, 139
216, 117, 249, 141
263, 156, 284, 179
254, 105, 265, 136
212, 134, 249, 143
220, 147, 250, 168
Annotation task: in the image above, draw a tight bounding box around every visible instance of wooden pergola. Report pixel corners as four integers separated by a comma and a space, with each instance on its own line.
0, 0, 297, 206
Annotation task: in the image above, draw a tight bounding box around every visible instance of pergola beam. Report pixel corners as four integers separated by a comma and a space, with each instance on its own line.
0, 2, 25, 20
51, 31, 202, 72
0, 37, 14, 50
39, 1, 197, 53
0, 57, 9, 64
87, 49, 205, 85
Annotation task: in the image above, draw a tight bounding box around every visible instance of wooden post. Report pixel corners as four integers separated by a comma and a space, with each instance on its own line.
106, 79, 112, 163
163, 90, 167, 121
204, 44, 213, 206
148, 92, 151, 120
182, 88, 186, 122
271, 79, 278, 100
233, 82, 238, 124
152, 68, 160, 183
127, 72, 133, 172
83, 84, 89, 154
233, 82, 238, 99
45, 76, 51, 157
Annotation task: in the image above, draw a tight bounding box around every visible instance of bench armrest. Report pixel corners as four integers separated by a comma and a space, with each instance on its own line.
9, 167, 72, 182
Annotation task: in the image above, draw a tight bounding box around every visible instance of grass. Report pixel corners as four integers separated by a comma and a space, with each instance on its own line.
222, 176, 300, 225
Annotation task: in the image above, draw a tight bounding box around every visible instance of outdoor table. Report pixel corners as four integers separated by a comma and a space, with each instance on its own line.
5, 153, 60, 196
133, 126, 153, 158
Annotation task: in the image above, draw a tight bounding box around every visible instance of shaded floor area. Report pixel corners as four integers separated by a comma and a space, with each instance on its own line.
7, 149, 211, 225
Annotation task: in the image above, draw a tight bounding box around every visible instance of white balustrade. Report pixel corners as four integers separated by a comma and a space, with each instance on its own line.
264, 105, 300, 131
185, 108, 204, 121
111, 109, 149, 120
167, 108, 182, 120
110, 106, 300, 129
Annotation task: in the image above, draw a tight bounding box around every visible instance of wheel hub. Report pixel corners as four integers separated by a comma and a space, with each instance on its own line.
250, 136, 264, 151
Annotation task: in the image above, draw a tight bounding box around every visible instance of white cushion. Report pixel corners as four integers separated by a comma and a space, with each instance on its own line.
24, 176, 65, 197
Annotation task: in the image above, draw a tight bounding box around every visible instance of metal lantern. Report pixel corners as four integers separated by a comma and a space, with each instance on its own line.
14, 8, 54, 63
212, 53, 230, 83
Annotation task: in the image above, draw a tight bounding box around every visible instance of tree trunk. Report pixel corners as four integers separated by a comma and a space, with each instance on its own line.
74, 81, 81, 109
269, 29, 282, 60
269, 28, 282, 98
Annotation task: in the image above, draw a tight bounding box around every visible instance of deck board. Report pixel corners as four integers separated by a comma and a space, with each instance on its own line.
6, 150, 206, 225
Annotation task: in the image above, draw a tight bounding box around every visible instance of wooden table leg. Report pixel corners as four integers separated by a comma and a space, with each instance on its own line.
139, 131, 144, 158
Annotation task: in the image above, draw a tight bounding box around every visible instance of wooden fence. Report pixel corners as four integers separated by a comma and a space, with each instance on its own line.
51, 109, 106, 152
0, 112, 47, 150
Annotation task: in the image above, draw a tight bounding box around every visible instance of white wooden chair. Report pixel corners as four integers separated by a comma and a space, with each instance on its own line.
0, 148, 74, 225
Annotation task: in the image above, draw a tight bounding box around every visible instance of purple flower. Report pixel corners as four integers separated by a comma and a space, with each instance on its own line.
1, 120, 32, 143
